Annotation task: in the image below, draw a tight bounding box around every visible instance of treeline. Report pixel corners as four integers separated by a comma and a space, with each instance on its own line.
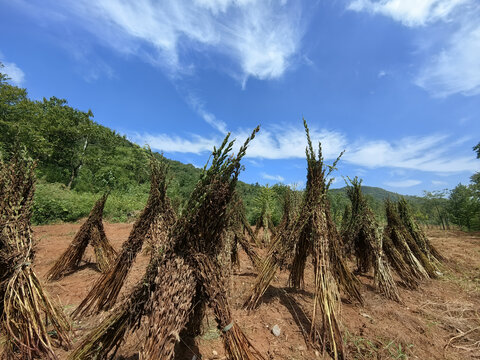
441, 144, 480, 231
1, 67, 478, 229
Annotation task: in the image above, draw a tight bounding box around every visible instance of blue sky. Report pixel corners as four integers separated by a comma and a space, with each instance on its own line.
1, 0, 479, 195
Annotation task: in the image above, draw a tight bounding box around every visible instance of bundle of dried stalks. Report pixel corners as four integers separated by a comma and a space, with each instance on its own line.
277, 188, 300, 265
244, 189, 302, 309
384, 200, 430, 282
73, 154, 174, 317
340, 204, 351, 239
227, 196, 261, 269
194, 253, 265, 360
0, 152, 71, 359
139, 255, 196, 359
397, 197, 443, 264
287, 133, 363, 309
342, 177, 400, 302
326, 209, 364, 305
69, 128, 264, 360
243, 208, 298, 310
392, 200, 437, 278
142, 186, 176, 258
46, 194, 116, 281
291, 123, 345, 358
382, 234, 420, 289
247, 119, 360, 359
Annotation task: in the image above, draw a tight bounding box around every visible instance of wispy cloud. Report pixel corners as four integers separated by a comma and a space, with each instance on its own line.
348, 0, 467, 27
345, 134, 477, 172
432, 180, 448, 186
348, 0, 480, 98
20, 0, 304, 85
415, 13, 480, 97
261, 172, 285, 182
132, 124, 347, 161
185, 93, 227, 133
132, 132, 216, 154
384, 179, 421, 187
0, 54, 25, 85
236, 126, 346, 160
131, 125, 478, 174
378, 70, 387, 78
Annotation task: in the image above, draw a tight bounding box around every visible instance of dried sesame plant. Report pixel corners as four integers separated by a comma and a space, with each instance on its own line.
0, 151, 71, 359
69, 127, 264, 360
72, 154, 175, 317
46, 194, 116, 281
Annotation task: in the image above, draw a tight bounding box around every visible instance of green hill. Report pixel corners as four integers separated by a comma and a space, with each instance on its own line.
1, 70, 428, 225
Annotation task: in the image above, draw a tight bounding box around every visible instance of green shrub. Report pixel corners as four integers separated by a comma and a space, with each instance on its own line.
33, 182, 149, 225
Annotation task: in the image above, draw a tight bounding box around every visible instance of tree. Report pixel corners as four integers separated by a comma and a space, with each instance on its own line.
474, 142, 480, 159
448, 184, 479, 230
423, 190, 450, 230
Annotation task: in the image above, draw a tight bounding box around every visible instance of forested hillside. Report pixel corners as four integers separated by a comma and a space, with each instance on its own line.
1, 68, 477, 228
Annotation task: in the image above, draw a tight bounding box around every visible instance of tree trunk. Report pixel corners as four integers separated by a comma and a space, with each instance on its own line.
67, 137, 88, 189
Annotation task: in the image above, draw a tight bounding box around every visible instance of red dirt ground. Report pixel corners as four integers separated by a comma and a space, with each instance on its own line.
31, 223, 480, 359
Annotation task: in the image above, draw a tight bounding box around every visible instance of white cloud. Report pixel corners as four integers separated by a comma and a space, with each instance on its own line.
261, 172, 285, 182
131, 124, 347, 160
348, 0, 467, 27
432, 180, 448, 185
185, 94, 227, 133
131, 132, 216, 154
348, 0, 480, 98
131, 124, 478, 174
384, 179, 422, 187
345, 134, 477, 173
236, 126, 346, 160
22, 0, 303, 85
415, 17, 480, 97
378, 70, 387, 78
0, 58, 25, 85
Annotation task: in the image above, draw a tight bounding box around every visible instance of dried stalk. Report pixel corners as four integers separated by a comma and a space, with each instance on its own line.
342, 178, 400, 302
0, 152, 71, 359
46, 194, 116, 281
69, 128, 263, 360
73, 155, 174, 317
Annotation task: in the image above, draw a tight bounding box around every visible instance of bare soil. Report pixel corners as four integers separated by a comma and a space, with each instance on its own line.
31, 223, 480, 359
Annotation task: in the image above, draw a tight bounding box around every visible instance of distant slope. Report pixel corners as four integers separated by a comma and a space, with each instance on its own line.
330, 186, 418, 201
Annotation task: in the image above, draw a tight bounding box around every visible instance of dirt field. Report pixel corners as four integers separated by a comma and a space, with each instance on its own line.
32, 223, 480, 359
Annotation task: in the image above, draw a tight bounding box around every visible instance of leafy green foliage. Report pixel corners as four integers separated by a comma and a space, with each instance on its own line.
33, 182, 149, 224
448, 184, 479, 230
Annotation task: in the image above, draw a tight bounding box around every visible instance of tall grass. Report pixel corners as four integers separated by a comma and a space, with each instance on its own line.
33, 182, 149, 224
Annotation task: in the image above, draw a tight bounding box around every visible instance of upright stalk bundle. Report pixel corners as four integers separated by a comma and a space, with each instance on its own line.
226, 195, 261, 269
288, 119, 347, 358
69, 128, 264, 360
342, 178, 400, 302
326, 209, 364, 305
0, 152, 71, 359
383, 200, 430, 283
246, 119, 362, 359
244, 197, 300, 310
397, 197, 443, 263
46, 194, 116, 281
73, 154, 174, 317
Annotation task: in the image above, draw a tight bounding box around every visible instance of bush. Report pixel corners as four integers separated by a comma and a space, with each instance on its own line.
33, 182, 149, 225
